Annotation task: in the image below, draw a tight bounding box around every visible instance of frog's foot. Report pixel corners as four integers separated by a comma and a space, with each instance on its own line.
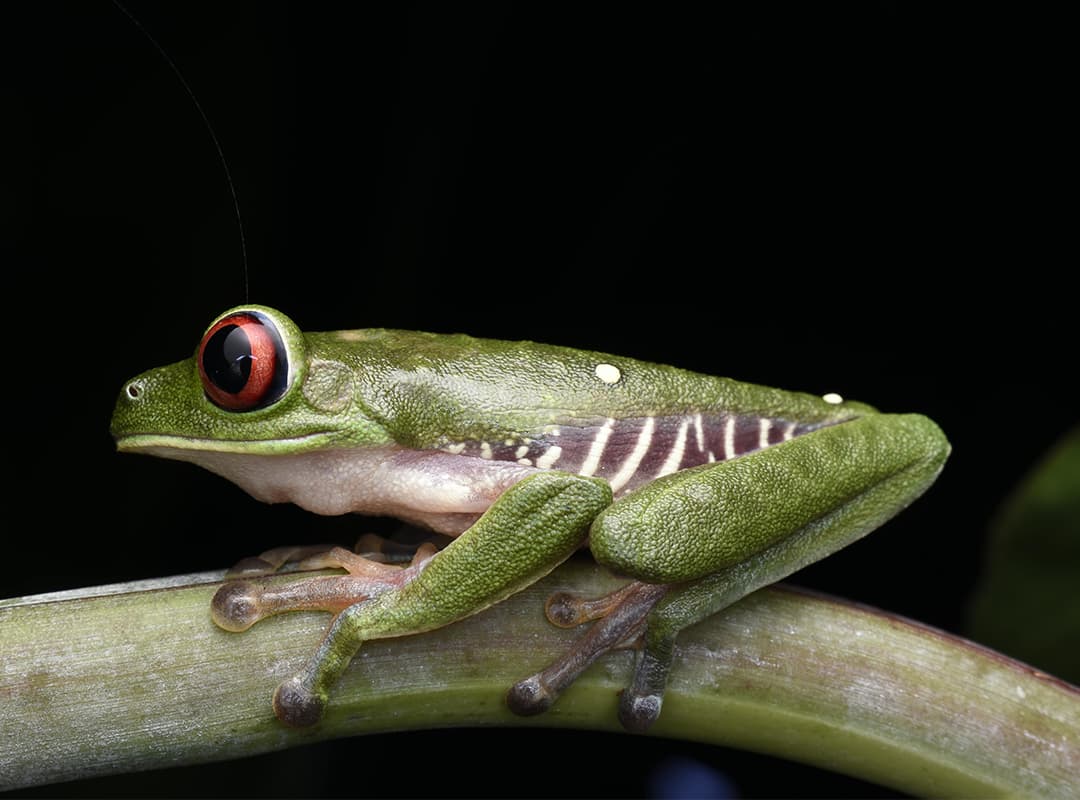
353, 533, 437, 564
617, 636, 676, 732
212, 543, 438, 632
225, 544, 345, 578
506, 581, 668, 720
268, 596, 383, 727
226, 533, 438, 579
543, 581, 648, 627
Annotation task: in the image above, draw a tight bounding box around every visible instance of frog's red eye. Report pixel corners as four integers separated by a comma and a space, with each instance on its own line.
198, 312, 288, 411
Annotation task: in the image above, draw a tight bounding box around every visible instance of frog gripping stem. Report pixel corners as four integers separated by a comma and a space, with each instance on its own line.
113, 305, 949, 730
267, 472, 613, 726
507, 581, 668, 717
273, 676, 327, 728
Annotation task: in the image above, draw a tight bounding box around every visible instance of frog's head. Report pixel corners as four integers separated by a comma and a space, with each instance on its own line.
111, 305, 392, 462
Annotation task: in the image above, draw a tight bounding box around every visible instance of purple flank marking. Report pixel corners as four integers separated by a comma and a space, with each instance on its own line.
447, 413, 825, 495
768, 422, 789, 446
732, 416, 761, 457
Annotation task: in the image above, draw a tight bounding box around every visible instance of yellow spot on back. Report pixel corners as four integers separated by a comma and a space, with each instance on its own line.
334, 330, 375, 342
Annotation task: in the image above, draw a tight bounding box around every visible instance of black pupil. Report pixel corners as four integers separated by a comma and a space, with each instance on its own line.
204, 324, 252, 393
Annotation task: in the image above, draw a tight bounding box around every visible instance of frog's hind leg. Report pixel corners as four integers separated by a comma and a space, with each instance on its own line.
514, 413, 950, 732
506, 581, 669, 716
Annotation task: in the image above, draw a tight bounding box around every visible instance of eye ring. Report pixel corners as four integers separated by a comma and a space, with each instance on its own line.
198, 311, 289, 411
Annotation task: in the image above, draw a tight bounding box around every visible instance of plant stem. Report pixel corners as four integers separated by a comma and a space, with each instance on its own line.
1, 560, 1077, 796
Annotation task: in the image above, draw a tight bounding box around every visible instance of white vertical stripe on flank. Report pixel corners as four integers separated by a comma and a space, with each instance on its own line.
693, 413, 705, 453
609, 417, 656, 493
723, 416, 736, 460
657, 417, 690, 478
579, 418, 615, 477
783, 421, 797, 441
758, 418, 771, 450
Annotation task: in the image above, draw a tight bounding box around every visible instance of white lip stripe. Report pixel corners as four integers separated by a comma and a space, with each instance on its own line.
608, 416, 655, 493
758, 418, 771, 450
579, 418, 615, 477
693, 413, 705, 453
535, 445, 562, 469
723, 416, 736, 460
656, 417, 689, 478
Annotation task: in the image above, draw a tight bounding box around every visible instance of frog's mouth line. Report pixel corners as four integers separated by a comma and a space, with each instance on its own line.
114, 432, 341, 456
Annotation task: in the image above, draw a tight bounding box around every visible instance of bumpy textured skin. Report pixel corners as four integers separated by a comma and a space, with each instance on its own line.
269, 471, 613, 724
111, 306, 950, 729
611, 412, 949, 728
111, 305, 871, 455
335, 471, 612, 637
591, 413, 948, 583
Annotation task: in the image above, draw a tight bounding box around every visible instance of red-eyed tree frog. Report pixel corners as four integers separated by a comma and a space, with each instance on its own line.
111, 306, 949, 730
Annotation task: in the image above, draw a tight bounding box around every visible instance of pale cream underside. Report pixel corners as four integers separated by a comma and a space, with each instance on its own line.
135, 443, 537, 535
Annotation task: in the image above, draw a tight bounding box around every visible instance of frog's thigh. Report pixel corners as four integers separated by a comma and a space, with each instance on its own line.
590, 413, 948, 585
595, 413, 949, 730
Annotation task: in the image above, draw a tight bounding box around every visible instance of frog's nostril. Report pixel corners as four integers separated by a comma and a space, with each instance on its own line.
125, 381, 142, 400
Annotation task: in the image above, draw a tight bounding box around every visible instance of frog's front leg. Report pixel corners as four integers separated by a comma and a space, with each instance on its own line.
257, 470, 611, 726
212, 544, 439, 632
511, 413, 950, 731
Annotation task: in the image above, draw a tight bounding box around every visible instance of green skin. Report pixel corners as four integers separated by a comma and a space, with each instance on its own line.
111, 305, 950, 730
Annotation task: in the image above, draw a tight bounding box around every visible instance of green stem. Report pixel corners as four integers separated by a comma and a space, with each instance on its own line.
1, 560, 1077, 796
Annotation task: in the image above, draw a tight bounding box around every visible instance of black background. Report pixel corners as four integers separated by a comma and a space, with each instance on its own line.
6, 2, 1074, 797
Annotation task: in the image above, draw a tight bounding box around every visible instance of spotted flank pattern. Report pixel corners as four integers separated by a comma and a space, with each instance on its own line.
441, 413, 823, 496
